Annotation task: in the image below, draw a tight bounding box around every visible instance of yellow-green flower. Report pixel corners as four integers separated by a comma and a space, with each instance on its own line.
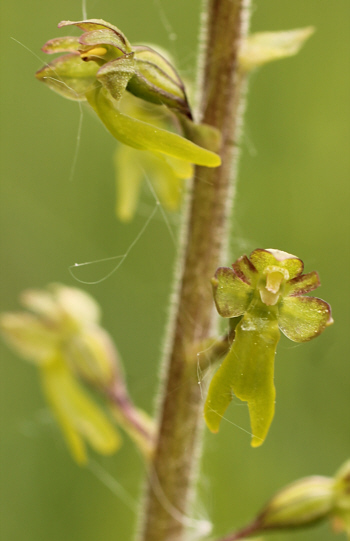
204, 249, 333, 447
1, 284, 120, 464
35, 19, 221, 169
239, 27, 314, 72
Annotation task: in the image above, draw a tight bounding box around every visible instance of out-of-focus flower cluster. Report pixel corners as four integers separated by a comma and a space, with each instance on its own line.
1, 284, 121, 464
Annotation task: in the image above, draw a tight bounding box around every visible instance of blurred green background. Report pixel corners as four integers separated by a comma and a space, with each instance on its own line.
1, 1, 349, 540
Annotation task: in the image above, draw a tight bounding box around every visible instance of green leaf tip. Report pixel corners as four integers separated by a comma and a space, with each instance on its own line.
205, 248, 333, 446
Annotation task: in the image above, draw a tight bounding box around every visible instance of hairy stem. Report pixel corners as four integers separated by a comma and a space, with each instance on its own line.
107, 381, 155, 458
215, 520, 261, 541
138, 1, 251, 540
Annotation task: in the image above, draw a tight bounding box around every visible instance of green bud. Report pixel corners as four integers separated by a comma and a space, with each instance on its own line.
333, 460, 350, 535
127, 45, 192, 118
64, 326, 120, 388
258, 476, 335, 529
225, 460, 350, 540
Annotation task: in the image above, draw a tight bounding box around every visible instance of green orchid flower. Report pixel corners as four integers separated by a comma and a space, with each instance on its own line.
204, 248, 333, 447
0, 284, 121, 464
35, 19, 221, 169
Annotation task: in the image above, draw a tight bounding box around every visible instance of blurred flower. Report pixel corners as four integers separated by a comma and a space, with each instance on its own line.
205, 248, 333, 446
224, 459, 350, 540
332, 460, 350, 536
1, 284, 121, 464
114, 95, 193, 221
239, 27, 314, 72
35, 19, 221, 169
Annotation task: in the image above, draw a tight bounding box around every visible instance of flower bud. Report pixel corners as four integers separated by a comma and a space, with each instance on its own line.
64, 325, 120, 388
258, 476, 335, 529
127, 45, 192, 118
333, 460, 350, 535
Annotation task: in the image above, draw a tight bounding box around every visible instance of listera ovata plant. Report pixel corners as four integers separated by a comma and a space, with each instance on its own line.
2, 9, 346, 541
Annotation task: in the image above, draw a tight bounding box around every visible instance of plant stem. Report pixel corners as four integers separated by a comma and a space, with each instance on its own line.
215, 520, 260, 541
138, 1, 251, 540
108, 381, 155, 458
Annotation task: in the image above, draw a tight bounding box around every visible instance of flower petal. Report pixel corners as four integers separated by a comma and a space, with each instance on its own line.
86, 86, 221, 167
232, 255, 258, 286
35, 53, 99, 101
239, 27, 314, 72
204, 307, 280, 447
20, 288, 61, 321
212, 266, 252, 318
0, 312, 59, 364
285, 271, 321, 297
278, 296, 333, 342
250, 248, 304, 279
54, 285, 101, 327
22, 285, 101, 328
79, 29, 128, 55
41, 356, 121, 464
163, 155, 193, 179
58, 19, 132, 52
142, 152, 183, 211
113, 145, 144, 221
42, 36, 81, 54
63, 326, 117, 387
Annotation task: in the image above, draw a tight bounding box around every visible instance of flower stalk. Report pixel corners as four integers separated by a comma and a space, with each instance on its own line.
138, 1, 251, 540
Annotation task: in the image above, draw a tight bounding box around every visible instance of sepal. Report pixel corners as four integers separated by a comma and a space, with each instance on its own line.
35, 53, 99, 101
212, 267, 252, 318
41, 355, 120, 464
